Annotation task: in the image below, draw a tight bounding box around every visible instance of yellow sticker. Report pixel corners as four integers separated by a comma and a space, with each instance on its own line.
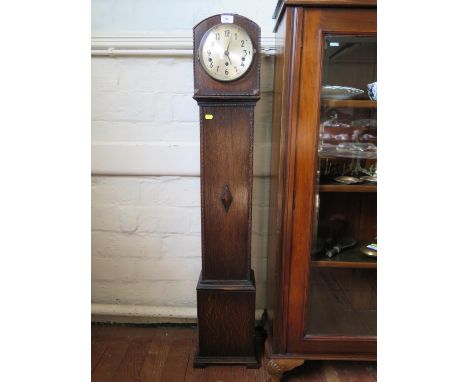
204, 114, 214, 120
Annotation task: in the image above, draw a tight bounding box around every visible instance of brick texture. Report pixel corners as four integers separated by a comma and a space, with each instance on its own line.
92, 52, 274, 315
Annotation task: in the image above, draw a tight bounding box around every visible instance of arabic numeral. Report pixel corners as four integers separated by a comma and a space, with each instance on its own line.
216, 33, 220, 40
210, 62, 213, 68
224, 30, 230, 37
225, 69, 229, 76
241, 40, 244, 47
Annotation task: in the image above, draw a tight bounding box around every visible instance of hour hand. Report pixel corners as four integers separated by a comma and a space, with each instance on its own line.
224, 42, 233, 65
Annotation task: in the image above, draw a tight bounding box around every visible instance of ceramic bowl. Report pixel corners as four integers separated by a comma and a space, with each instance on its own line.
367, 82, 377, 101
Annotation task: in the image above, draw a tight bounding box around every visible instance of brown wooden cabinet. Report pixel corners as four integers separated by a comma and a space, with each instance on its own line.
265, 1, 377, 380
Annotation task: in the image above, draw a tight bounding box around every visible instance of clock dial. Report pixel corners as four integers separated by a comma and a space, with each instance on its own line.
199, 23, 254, 82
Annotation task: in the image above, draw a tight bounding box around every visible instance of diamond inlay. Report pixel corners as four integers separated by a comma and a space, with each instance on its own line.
220, 184, 233, 212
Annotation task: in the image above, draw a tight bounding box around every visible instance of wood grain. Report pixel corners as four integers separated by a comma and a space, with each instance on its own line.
311, 247, 377, 269
266, 2, 377, 363
91, 325, 377, 381
273, 0, 376, 30
266, 5, 305, 355
113, 339, 153, 382
160, 337, 193, 381
91, 342, 108, 372
139, 328, 194, 382
200, 105, 253, 280
196, 286, 256, 362
92, 340, 130, 381
193, 14, 260, 366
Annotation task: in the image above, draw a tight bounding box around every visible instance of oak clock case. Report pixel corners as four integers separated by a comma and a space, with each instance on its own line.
192, 14, 260, 368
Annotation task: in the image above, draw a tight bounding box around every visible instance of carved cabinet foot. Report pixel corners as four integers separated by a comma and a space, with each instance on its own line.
266, 357, 304, 381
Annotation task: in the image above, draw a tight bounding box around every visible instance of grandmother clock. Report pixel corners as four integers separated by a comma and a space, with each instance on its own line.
192, 14, 260, 368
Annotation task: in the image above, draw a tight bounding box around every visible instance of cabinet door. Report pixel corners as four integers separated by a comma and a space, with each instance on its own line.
287, 8, 377, 358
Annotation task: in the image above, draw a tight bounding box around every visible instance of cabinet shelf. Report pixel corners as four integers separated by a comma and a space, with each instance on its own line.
311, 246, 377, 269
321, 99, 377, 109
319, 183, 377, 193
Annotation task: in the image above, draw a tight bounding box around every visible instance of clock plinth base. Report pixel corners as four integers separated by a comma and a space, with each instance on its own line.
195, 270, 258, 368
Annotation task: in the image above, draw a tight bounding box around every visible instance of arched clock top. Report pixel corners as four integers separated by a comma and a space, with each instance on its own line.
193, 14, 260, 100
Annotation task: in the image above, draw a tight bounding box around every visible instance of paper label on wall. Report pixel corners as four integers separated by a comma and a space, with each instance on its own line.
221, 15, 234, 23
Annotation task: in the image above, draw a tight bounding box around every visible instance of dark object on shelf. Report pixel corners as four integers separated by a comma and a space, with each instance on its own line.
193, 14, 261, 368
311, 243, 377, 269
325, 237, 357, 258
360, 243, 377, 257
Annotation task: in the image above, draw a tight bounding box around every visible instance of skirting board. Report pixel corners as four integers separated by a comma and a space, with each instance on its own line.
91, 303, 265, 324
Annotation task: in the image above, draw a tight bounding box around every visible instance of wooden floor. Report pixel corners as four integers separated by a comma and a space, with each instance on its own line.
92, 324, 376, 382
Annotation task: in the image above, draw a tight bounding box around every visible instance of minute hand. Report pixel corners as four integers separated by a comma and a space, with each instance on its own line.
224, 38, 233, 65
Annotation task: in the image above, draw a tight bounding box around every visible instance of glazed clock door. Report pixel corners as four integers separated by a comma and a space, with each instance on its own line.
287, 8, 377, 357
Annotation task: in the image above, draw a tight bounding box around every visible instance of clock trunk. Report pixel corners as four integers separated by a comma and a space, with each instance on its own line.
200, 104, 254, 281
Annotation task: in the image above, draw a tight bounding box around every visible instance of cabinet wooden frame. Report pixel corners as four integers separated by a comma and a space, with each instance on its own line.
266, 3, 377, 364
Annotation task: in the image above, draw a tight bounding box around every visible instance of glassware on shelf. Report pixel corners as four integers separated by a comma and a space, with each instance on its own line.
319, 142, 376, 160
321, 85, 364, 99
344, 157, 374, 176
351, 119, 377, 129
322, 111, 351, 128
336, 142, 377, 157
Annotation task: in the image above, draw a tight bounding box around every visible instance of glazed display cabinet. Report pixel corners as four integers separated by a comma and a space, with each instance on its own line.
265, 1, 377, 380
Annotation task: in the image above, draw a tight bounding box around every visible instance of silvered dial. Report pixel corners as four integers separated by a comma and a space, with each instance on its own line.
199, 23, 254, 82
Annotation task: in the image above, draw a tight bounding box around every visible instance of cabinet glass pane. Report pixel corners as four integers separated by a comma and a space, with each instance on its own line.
307, 35, 377, 337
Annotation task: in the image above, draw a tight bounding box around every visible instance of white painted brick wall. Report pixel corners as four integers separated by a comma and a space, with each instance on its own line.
92, 176, 270, 310
91, 39, 274, 318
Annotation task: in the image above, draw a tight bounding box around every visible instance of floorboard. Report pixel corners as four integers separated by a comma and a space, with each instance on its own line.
113, 334, 154, 382
92, 341, 109, 372
92, 340, 130, 382
91, 324, 376, 382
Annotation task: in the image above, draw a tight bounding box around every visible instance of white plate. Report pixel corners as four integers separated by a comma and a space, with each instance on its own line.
321, 85, 364, 100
